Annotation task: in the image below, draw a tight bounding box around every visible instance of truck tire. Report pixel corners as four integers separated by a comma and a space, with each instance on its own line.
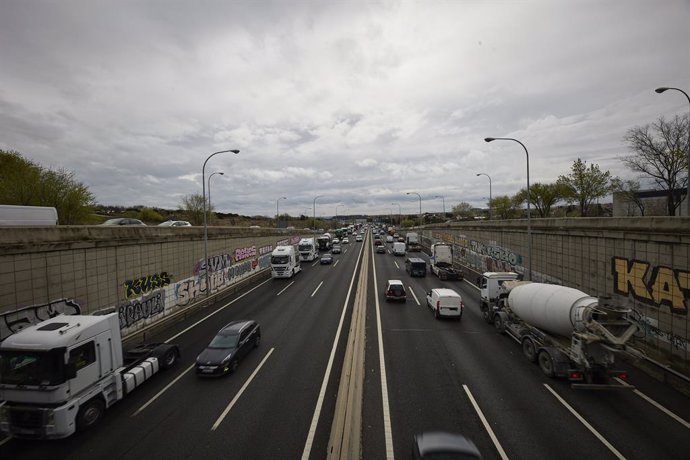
522, 338, 537, 363
161, 348, 177, 369
538, 350, 556, 378
77, 398, 105, 432
493, 313, 506, 334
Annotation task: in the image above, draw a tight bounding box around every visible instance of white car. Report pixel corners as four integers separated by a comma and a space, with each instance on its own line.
426, 288, 464, 319
355, 235, 363, 242
332, 238, 340, 244
342, 237, 350, 244
158, 220, 192, 227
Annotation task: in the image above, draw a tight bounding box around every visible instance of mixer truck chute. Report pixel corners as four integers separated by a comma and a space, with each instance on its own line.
479, 272, 641, 389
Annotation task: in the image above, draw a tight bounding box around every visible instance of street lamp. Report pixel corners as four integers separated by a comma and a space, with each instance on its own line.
202, 149, 239, 294
476, 173, 492, 220
313, 195, 324, 234
391, 202, 401, 226
655, 86, 690, 216
406, 192, 422, 227
207, 171, 224, 219
276, 196, 287, 227
484, 137, 531, 280
433, 195, 445, 218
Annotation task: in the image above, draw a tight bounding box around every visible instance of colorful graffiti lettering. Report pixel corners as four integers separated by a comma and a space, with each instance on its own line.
612, 257, 689, 315
123, 272, 171, 299
235, 246, 257, 262
0, 298, 81, 341
119, 292, 165, 329
259, 245, 273, 255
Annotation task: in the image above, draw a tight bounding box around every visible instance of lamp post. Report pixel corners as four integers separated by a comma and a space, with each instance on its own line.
433, 195, 445, 219
207, 171, 224, 220
484, 137, 531, 280
655, 86, 690, 216
391, 202, 401, 226
476, 173, 493, 220
276, 196, 287, 228
202, 149, 239, 293
313, 195, 324, 234
406, 192, 422, 227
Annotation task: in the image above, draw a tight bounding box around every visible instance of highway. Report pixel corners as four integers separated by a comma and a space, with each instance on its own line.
2, 229, 690, 459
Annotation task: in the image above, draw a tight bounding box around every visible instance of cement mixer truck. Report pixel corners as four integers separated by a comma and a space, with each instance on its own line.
478, 272, 641, 389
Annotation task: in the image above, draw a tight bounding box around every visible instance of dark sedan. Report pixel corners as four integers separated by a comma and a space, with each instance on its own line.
196, 320, 261, 376
320, 253, 334, 264
413, 432, 482, 459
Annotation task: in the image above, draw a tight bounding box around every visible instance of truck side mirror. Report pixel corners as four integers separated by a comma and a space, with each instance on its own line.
65, 362, 77, 380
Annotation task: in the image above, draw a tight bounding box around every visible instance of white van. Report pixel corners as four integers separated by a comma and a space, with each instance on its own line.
0, 205, 58, 226
392, 241, 406, 256
425, 288, 464, 319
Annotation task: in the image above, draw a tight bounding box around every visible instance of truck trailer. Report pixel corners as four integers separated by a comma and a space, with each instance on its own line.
479, 272, 641, 388
0, 313, 179, 439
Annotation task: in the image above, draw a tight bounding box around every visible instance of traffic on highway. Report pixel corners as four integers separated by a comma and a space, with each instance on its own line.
1, 226, 689, 459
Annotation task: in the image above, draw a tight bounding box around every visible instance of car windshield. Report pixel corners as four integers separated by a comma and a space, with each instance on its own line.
208, 333, 239, 349
0, 349, 66, 386
271, 255, 289, 264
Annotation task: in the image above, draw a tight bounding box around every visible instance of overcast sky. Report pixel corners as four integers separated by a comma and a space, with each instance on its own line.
2, 0, 689, 218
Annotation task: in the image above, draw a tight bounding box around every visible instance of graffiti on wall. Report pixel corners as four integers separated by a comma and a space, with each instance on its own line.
194, 253, 233, 275
612, 257, 688, 315
118, 292, 166, 329
124, 272, 171, 299
174, 253, 272, 306
633, 313, 689, 352
0, 298, 81, 341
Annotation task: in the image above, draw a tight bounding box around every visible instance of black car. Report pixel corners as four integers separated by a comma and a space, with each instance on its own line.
413, 432, 482, 459
196, 320, 261, 376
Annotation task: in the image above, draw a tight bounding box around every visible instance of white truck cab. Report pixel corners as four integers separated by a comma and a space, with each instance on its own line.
271, 245, 301, 278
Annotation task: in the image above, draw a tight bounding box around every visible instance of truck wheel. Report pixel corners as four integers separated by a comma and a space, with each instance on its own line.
481, 305, 492, 323
493, 314, 505, 334
77, 398, 105, 432
538, 350, 555, 378
161, 348, 177, 369
522, 338, 537, 363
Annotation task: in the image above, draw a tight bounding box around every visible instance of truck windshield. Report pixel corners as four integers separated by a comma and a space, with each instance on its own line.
298, 244, 312, 251
271, 255, 289, 264
0, 349, 66, 386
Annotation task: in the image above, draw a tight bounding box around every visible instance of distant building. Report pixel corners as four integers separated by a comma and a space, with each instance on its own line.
613, 188, 688, 217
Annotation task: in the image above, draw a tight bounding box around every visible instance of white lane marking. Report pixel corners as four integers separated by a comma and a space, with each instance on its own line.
543, 384, 625, 459
463, 385, 508, 460
277, 281, 295, 296
211, 348, 275, 431
164, 279, 272, 344
614, 377, 690, 429
334, 259, 340, 267
0, 436, 11, 447
311, 281, 324, 297
312, 261, 319, 267
132, 363, 196, 416
394, 261, 400, 269
408, 286, 420, 305
302, 239, 367, 460
372, 248, 395, 459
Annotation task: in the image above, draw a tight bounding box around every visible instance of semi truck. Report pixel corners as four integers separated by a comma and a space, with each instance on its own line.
270, 245, 301, 278
429, 243, 462, 280
478, 272, 641, 388
405, 232, 421, 252
0, 313, 179, 439
298, 238, 318, 261
316, 233, 332, 251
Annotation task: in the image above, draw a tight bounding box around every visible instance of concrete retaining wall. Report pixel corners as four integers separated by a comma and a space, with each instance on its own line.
0, 226, 302, 341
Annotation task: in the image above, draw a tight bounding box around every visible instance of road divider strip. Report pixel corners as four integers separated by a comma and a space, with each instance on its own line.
311, 281, 324, 297
277, 280, 295, 296
327, 237, 368, 458
408, 286, 420, 305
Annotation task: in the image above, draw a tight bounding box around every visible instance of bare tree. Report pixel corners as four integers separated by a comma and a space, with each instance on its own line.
557, 158, 614, 217
622, 114, 689, 216
612, 179, 646, 216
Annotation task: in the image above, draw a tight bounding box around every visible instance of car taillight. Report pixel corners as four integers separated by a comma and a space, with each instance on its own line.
615, 371, 629, 381
568, 371, 584, 381
436, 301, 440, 308
460, 302, 464, 310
